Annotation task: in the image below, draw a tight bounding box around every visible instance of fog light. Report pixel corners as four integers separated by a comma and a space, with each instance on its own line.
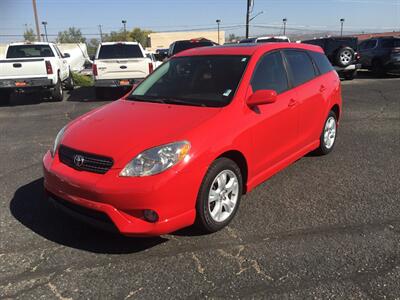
144, 209, 159, 223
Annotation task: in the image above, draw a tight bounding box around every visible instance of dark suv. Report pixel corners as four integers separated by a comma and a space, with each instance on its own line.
358, 37, 400, 75
302, 37, 360, 80
168, 38, 217, 57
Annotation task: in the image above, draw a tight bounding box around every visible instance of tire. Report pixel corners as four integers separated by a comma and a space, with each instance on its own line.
64, 71, 74, 90
343, 69, 357, 80
52, 76, 64, 102
335, 47, 355, 67
195, 157, 243, 233
314, 111, 338, 155
0, 89, 11, 105
95, 87, 107, 99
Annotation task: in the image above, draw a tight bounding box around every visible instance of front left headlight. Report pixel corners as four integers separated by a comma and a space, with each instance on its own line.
51, 126, 66, 157
120, 141, 191, 177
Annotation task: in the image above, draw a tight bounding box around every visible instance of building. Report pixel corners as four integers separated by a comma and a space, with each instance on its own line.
148, 31, 225, 51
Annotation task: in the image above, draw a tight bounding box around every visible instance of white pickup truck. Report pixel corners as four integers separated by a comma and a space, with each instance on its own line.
0, 42, 74, 104
92, 42, 153, 98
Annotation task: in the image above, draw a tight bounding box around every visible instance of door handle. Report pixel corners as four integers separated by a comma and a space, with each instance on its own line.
319, 85, 326, 92
288, 98, 297, 107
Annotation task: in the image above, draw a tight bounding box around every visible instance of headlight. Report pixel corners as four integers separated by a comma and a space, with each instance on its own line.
120, 141, 191, 177
51, 126, 66, 157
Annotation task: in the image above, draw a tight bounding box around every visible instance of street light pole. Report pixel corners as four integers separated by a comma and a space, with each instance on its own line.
340, 18, 345, 36
122, 20, 127, 41
98, 24, 103, 42
32, 0, 41, 41
42, 21, 48, 42
216, 19, 221, 44
246, 0, 251, 38
283, 18, 287, 35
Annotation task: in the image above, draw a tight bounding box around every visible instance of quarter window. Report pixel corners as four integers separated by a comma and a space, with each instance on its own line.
283, 50, 316, 86
250, 51, 289, 94
308, 51, 333, 75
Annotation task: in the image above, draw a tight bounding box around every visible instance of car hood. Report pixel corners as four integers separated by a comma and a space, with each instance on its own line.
61, 100, 221, 168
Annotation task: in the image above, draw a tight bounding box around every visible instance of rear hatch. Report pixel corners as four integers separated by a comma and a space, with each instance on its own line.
94, 43, 149, 80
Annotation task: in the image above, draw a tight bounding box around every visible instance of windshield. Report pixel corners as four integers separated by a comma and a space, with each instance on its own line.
128, 55, 249, 107
6, 45, 54, 58
98, 44, 144, 59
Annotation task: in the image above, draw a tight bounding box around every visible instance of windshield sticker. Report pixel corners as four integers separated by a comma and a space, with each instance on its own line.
241, 57, 247, 62
223, 89, 232, 97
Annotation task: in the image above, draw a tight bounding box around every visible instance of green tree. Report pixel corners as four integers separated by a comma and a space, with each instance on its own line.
87, 38, 99, 57
102, 28, 152, 47
228, 33, 239, 42
56, 27, 86, 43
23, 28, 36, 42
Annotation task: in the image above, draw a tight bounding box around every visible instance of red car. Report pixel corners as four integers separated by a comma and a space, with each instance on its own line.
43, 43, 342, 236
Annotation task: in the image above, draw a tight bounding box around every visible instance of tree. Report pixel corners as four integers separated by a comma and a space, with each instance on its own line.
102, 27, 152, 47
56, 27, 86, 43
87, 38, 99, 57
228, 33, 239, 42
23, 28, 36, 42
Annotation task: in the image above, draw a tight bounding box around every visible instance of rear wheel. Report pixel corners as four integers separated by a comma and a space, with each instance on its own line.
0, 89, 11, 105
315, 111, 338, 155
335, 47, 355, 67
195, 158, 243, 233
52, 76, 64, 102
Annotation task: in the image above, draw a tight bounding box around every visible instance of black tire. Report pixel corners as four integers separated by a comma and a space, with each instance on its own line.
371, 59, 386, 76
64, 70, 74, 90
314, 111, 338, 155
52, 76, 64, 102
0, 89, 12, 105
335, 47, 355, 67
195, 157, 243, 233
343, 69, 357, 80
95, 87, 106, 99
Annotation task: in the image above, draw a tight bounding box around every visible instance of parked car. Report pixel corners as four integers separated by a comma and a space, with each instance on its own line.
92, 42, 153, 98
145, 51, 163, 69
302, 37, 361, 80
358, 37, 400, 75
43, 43, 342, 236
239, 36, 291, 43
0, 42, 73, 104
168, 38, 217, 57
155, 48, 169, 60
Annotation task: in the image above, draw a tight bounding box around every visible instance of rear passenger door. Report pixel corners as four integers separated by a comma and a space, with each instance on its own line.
249, 51, 300, 174
283, 50, 324, 148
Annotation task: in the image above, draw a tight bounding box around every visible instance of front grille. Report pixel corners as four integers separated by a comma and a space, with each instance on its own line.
58, 145, 113, 174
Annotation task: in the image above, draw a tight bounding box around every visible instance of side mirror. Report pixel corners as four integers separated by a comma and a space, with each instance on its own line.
247, 90, 277, 106
63, 53, 70, 58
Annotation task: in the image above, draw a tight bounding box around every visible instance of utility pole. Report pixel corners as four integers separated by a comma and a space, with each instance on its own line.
283, 18, 287, 35
216, 19, 221, 44
340, 18, 345, 36
122, 20, 127, 41
98, 24, 103, 42
32, 0, 41, 41
246, 0, 251, 38
42, 21, 48, 42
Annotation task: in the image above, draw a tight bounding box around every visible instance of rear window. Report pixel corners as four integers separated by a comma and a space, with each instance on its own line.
98, 44, 144, 59
308, 51, 333, 75
283, 50, 317, 86
6, 45, 54, 58
171, 41, 214, 55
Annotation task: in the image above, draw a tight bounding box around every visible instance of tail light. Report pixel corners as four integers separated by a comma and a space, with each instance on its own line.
148, 62, 154, 74
355, 52, 360, 61
45, 61, 53, 74
92, 63, 98, 76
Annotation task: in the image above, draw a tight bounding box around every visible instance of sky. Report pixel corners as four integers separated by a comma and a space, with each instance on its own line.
0, 0, 399, 43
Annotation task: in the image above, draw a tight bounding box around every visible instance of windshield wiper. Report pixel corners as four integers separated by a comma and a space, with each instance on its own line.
161, 97, 206, 107
127, 95, 165, 104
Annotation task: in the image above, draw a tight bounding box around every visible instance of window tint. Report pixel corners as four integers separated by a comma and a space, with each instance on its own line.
283, 50, 316, 86
98, 44, 144, 59
380, 39, 400, 48
6, 45, 54, 58
250, 52, 289, 94
364, 40, 377, 49
308, 51, 333, 75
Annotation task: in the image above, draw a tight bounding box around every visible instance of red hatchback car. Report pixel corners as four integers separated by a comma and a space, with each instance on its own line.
43, 43, 342, 236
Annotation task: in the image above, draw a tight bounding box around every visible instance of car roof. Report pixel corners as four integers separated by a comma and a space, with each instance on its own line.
174, 42, 323, 57
8, 42, 54, 46
100, 42, 140, 45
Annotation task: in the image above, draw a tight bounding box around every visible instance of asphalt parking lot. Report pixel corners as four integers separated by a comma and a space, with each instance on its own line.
0, 71, 399, 299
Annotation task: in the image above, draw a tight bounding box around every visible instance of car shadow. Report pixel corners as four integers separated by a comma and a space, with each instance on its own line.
67, 87, 129, 102
355, 69, 400, 80
9, 178, 167, 254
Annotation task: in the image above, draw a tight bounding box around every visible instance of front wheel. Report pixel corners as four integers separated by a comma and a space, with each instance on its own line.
314, 111, 338, 155
52, 76, 64, 102
195, 158, 243, 233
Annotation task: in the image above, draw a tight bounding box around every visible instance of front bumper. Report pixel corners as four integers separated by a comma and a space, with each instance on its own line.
0, 77, 53, 89
43, 151, 200, 236
94, 78, 144, 88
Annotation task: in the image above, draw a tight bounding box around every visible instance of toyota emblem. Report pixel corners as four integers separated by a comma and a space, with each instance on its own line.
73, 155, 85, 167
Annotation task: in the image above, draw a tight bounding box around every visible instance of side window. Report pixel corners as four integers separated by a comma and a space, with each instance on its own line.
358, 41, 367, 50
365, 40, 377, 49
283, 50, 316, 86
53, 45, 62, 58
308, 51, 333, 75
250, 51, 289, 94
